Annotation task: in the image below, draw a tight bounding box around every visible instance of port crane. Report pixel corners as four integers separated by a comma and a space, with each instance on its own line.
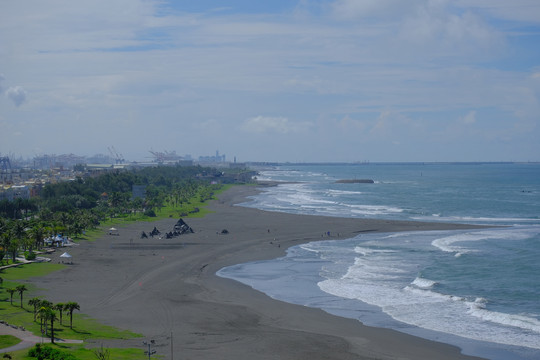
108, 146, 125, 164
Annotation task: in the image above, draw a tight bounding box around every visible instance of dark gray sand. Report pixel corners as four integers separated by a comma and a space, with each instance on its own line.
31, 184, 485, 359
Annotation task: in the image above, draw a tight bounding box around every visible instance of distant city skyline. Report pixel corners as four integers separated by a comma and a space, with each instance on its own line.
1, 1, 540, 163
1, 149, 229, 165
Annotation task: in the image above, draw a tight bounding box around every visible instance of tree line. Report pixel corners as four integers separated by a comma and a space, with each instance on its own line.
0, 165, 223, 263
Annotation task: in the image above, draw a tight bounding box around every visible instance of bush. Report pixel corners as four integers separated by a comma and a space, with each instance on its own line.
28, 344, 77, 360
24, 251, 37, 261
144, 209, 156, 217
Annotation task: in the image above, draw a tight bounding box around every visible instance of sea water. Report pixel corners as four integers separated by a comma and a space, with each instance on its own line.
217, 163, 540, 359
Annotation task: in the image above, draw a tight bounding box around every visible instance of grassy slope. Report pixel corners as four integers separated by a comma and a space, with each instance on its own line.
0, 335, 21, 349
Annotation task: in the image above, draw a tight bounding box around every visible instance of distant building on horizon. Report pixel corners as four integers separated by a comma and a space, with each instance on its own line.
0, 185, 30, 202
198, 150, 226, 163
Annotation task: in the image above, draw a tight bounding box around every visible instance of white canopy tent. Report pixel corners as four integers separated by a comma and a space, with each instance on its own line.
60, 252, 73, 264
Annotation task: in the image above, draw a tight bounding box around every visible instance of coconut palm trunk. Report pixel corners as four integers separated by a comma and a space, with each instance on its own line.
49, 309, 57, 344
28, 297, 41, 321
16, 284, 27, 308
6, 288, 16, 305
64, 302, 80, 329
54, 303, 64, 325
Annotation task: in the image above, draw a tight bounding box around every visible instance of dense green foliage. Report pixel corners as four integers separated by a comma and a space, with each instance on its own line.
0, 198, 38, 221
28, 344, 77, 360
0, 165, 224, 262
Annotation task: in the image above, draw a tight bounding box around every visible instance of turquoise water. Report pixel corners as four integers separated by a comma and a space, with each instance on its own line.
218, 163, 540, 359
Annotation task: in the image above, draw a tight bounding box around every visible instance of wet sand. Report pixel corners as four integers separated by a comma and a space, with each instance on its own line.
30, 184, 485, 359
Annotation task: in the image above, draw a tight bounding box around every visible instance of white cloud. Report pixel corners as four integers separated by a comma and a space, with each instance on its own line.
329, 0, 504, 62
337, 115, 368, 131
331, 0, 423, 20
6, 86, 27, 107
455, 0, 540, 24
369, 111, 417, 137
460, 110, 477, 124
241, 116, 312, 134
332, 0, 540, 24
0, 1, 538, 161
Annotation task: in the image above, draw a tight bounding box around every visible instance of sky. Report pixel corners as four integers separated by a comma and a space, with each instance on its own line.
1, 0, 540, 163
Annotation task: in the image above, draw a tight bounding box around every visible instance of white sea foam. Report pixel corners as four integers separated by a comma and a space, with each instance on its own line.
381, 233, 406, 239
354, 246, 395, 256
348, 204, 404, 216
431, 229, 533, 254
298, 245, 321, 254
431, 233, 475, 254
467, 301, 540, 334
314, 230, 540, 351
327, 189, 363, 196
319, 267, 540, 350
412, 215, 539, 224
411, 277, 437, 289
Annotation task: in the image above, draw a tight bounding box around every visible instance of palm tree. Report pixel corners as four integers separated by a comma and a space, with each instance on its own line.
58, 212, 69, 230
15, 284, 27, 308
28, 297, 41, 321
54, 303, 64, 325
39, 299, 53, 309
30, 224, 45, 250
37, 300, 52, 333
6, 288, 16, 305
0, 246, 5, 266
1, 230, 14, 264
13, 220, 25, 242
48, 309, 58, 343
37, 306, 47, 335
64, 302, 80, 329
7, 238, 18, 264
38, 306, 57, 343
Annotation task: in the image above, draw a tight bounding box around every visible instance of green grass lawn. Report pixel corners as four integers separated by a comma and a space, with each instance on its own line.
1, 344, 149, 360
0, 334, 21, 349
1, 262, 65, 281
77, 184, 231, 242
0, 262, 144, 359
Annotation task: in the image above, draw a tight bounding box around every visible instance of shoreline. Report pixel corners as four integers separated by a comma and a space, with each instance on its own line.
28, 184, 486, 359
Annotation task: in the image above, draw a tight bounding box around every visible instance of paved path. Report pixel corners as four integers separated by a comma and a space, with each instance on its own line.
0, 323, 83, 354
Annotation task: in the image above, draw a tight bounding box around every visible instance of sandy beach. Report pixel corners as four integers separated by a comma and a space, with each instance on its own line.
30, 184, 485, 360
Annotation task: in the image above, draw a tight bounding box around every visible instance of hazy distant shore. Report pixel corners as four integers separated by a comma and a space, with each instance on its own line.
31, 183, 485, 360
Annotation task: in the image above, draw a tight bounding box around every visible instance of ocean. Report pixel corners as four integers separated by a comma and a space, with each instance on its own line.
216, 163, 540, 360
